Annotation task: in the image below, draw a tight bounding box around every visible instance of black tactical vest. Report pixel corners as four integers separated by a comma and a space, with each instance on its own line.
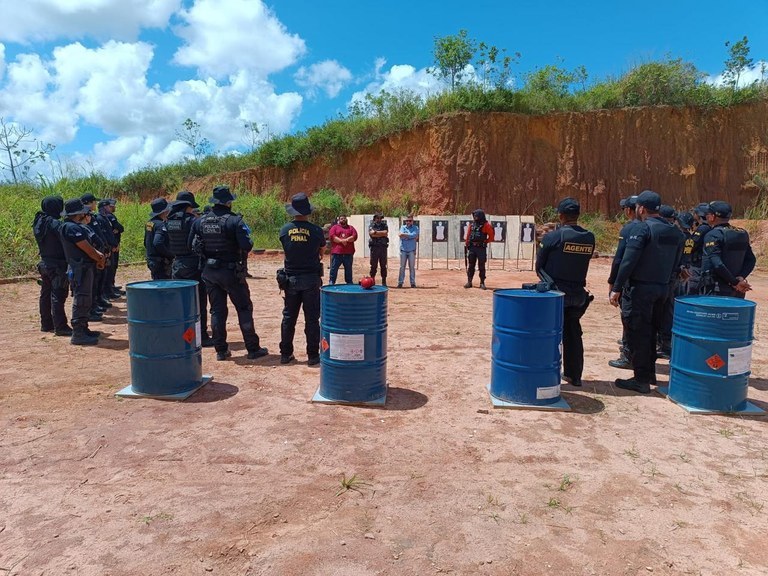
630, 217, 684, 284
33, 213, 66, 261
542, 225, 595, 284
198, 212, 239, 259
165, 212, 194, 257
469, 222, 487, 246
718, 225, 751, 274
689, 223, 711, 266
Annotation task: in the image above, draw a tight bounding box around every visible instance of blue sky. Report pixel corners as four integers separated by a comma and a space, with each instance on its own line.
0, 0, 765, 178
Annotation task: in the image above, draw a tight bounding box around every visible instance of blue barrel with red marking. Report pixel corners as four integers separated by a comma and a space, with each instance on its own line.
127, 280, 202, 395
669, 296, 756, 412
319, 284, 387, 402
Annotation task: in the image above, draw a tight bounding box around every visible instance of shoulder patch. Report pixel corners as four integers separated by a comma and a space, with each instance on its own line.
145, 221, 154, 232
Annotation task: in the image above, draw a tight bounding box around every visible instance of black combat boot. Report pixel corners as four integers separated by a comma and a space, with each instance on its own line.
71, 326, 99, 346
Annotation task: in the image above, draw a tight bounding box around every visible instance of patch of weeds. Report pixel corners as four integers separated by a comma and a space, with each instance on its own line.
678, 452, 691, 463
674, 483, 686, 494
735, 492, 764, 515
486, 494, 503, 508
624, 445, 640, 460
335, 473, 372, 496
719, 428, 736, 439
546, 497, 572, 514
558, 474, 575, 492
139, 512, 173, 525
488, 512, 501, 523
516, 512, 529, 525
644, 463, 662, 479
671, 519, 688, 531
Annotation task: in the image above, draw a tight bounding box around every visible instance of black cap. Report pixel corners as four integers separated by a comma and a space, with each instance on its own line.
209, 185, 236, 205
621, 195, 638, 209
709, 200, 732, 218
149, 198, 170, 218
677, 211, 695, 230
694, 202, 711, 217
556, 197, 580, 215
62, 198, 92, 217
175, 190, 200, 209
636, 190, 661, 211
80, 192, 100, 204
659, 205, 677, 219
285, 193, 314, 216
98, 198, 116, 208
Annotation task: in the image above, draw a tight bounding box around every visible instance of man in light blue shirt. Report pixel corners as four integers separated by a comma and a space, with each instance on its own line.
397, 215, 419, 288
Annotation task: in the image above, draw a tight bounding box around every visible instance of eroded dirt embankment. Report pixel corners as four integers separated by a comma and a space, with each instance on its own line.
182, 101, 768, 216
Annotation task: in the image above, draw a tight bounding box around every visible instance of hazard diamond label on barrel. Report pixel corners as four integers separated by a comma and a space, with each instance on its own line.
182, 326, 195, 344
706, 354, 725, 371
321, 338, 329, 352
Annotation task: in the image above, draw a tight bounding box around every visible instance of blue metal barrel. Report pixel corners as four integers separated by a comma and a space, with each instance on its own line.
489, 289, 564, 405
127, 280, 203, 396
669, 296, 756, 412
319, 285, 387, 403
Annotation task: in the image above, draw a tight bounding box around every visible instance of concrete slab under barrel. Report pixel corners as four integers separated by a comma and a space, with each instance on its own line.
656, 386, 764, 415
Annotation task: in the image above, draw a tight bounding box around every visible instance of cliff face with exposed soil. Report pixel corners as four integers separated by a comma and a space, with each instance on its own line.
186, 101, 768, 215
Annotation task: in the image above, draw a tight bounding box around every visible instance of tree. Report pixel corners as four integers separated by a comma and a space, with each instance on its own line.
723, 36, 754, 89
0, 118, 55, 183
477, 42, 519, 89
175, 118, 213, 160
430, 30, 477, 90
243, 121, 273, 152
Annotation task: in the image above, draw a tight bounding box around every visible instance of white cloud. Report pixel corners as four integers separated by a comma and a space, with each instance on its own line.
294, 60, 352, 98
349, 61, 444, 108
0, 44, 5, 82
173, 0, 305, 79
706, 61, 768, 87
0, 0, 180, 43
0, 39, 304, 175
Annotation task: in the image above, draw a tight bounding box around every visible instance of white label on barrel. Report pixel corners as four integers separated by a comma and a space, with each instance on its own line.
728, 344, 752, 376
195, 321, 201, 347
329, 333, 365, 361
537, 385, 560, 400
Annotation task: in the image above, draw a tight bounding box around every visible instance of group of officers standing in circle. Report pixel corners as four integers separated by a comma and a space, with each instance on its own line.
34, 185, 754, 384
33, 194, 124, 345
536, 190, 755, 394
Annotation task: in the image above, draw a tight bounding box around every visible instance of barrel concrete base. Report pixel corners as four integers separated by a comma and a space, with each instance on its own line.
656, 386, 764, 415
116, 375, 213, 401
487, 384, 571, 411
312, 386, 387, 407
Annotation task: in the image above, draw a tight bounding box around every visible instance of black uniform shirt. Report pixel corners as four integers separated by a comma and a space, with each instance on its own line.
368, 219, 389, 247
145, 218, 173, 259
279, 220, 326, 275
536, 224, 595, 293
60, 220, 93, 261
613, 217, 684, 292
608, 219, 640, 285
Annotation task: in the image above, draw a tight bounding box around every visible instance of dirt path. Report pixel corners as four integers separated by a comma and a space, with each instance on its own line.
1, 255, 767, 576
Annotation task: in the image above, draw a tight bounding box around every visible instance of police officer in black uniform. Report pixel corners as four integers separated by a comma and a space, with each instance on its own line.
81, 193, 116, 315
607, 195, 639, 369
60, 199, 107, 346
145, 198, 173, 279
368, 211, 389, 286
278, 193, 326, 365
686, 202, 713, 294
536, 198, 595, 387
192, 185, 267, 361
33, 195, 71, 336
98, 198, 124, 298
609, 190, 685, 393
701, 201, 755, 298
657, 205, 682, 359
164, 190, 214, 347
464, 209, 494, 289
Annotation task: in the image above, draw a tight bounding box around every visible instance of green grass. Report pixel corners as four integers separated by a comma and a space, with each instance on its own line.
0, 184, 419, 276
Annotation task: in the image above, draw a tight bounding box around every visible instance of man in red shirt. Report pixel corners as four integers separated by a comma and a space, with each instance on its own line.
328, 215, 358, 284
464, 209, 495, 289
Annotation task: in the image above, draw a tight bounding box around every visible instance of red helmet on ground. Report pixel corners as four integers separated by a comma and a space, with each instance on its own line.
360, 276, 375, 289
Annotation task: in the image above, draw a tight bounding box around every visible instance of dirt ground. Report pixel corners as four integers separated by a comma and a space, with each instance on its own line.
1, 255, 767, 576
